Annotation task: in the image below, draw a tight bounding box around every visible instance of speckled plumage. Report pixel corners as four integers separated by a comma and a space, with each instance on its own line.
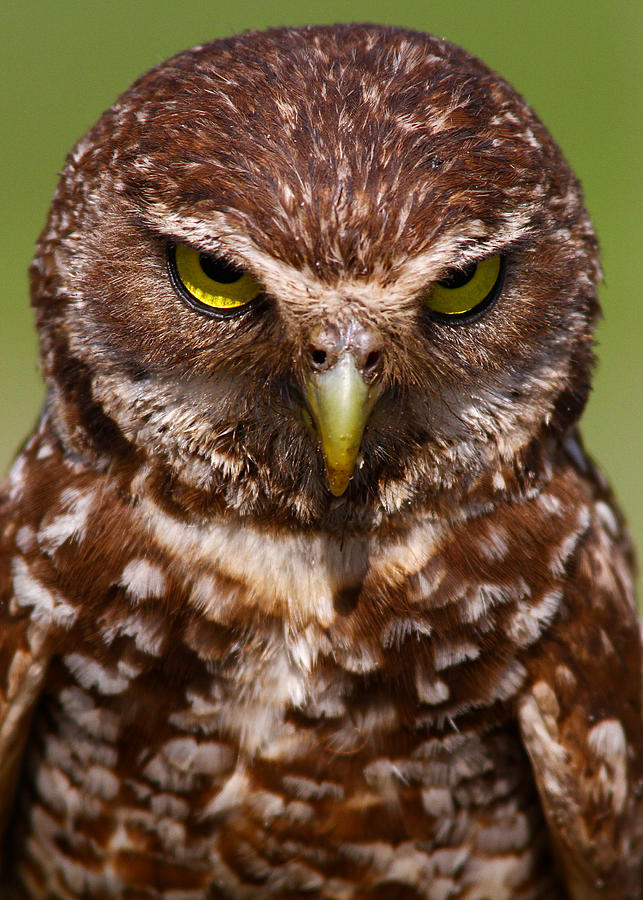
0, 23, 641, 900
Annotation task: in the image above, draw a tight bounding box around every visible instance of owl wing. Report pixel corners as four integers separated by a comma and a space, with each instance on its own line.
518, 497, 642, 900
0, 464, 55, 859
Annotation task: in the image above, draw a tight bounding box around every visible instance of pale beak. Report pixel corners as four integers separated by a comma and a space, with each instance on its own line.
304, 354, 383, 496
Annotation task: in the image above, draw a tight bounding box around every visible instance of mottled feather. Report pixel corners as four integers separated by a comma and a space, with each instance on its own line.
0, 23, 640, 900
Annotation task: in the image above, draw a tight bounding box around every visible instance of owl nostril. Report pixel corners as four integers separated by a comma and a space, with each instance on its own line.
310, 349, 328, 369
351, 329, 384, 380
307, 324, 383, 377
363, 349, 381, 375
307, 325, 341, 371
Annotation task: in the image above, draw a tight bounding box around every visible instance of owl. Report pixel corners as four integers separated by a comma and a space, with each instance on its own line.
0, 22, 640, 900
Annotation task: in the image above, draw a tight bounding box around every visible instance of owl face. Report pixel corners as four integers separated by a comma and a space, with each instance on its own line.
32, 25, 600, 527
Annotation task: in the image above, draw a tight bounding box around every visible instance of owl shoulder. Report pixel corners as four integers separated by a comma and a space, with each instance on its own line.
516, 435, 642, 899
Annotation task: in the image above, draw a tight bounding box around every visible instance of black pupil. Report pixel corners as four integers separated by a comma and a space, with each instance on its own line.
438, 262, 477, 289
199, 253, 244, 284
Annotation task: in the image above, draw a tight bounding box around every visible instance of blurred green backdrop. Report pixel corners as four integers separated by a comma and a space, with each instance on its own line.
1, 1, 641, 561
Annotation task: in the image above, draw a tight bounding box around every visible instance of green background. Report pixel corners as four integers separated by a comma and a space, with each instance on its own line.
2, 1, 641, 564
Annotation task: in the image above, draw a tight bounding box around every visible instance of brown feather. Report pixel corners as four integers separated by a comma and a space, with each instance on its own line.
0, 23, 639, 899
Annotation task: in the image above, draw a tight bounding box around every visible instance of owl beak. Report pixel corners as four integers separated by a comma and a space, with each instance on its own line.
304, 354, 382, 496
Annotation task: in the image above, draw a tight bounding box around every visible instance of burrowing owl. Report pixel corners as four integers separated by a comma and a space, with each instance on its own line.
0, 23, 640, 900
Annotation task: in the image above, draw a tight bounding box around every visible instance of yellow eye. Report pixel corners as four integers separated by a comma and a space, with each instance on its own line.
424, 255, 504, 318
168, 243, 262, 315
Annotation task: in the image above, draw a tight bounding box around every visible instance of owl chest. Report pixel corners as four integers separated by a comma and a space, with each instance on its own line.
18, 634, 554, 900
16, 626, 562, 895
13, 495, 569, 895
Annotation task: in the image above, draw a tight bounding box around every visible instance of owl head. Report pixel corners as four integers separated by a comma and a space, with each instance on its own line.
31, 24, 600, 529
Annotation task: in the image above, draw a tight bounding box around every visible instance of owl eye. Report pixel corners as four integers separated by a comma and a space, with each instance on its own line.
423, 255, 504, 319
168, 243, 262, 316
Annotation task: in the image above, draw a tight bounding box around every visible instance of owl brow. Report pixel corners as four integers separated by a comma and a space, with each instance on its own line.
135, 211, 243, 262
161, 235, 243, 267
140, 204, 264, 256
458, 226, 534, 262
394, 213, 532, 286
403, 254, 492, 307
